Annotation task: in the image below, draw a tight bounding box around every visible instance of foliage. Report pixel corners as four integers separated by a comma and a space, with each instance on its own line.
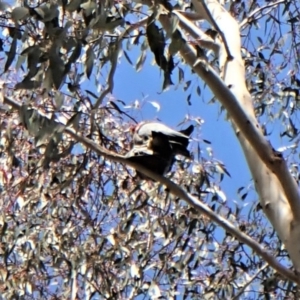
0, 0, 299, 298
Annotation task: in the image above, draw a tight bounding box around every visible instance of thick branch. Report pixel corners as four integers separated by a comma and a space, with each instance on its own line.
185, 0, 300, 221
4, 95, 299, 284
93, 48, 118, 109
187, 0, 300, 271
199, 0, 233, 60
177, 41, 300, 219
173, 10, 220, 55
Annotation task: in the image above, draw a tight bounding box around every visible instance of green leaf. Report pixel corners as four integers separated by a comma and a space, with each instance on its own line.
257, 36, 263, 45
183, 80, 191, 91
80, 0, 96, 16
11, 7, 29, 22
186, 93, 192, 106
136, 51, 146, 72
42, 68, 53, 91
15, 79, 41, 90
0, 2, 9, 12
123, 50, 133, 65
49, 51, 65, 89
66, 0, 82, 12
178, 67, 184, 83
85, 46, 95, 79
65, 40, 82, 74
4, 36, 17, 72
169, 38, 183, 55
54, 92, 64, 110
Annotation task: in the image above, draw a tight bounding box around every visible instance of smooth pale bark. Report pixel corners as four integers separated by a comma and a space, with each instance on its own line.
140, 0, 300, 275
190, 0, 300, 272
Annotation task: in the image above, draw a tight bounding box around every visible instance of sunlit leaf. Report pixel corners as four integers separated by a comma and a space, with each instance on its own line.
148, 101, 160, 111
136, 51, 146, 72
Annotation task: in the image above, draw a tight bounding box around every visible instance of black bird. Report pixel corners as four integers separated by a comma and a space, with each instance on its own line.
125, 144, 174, 179
132, 121, 194, 158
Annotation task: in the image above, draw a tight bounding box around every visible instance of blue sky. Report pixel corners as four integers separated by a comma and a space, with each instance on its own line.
112, 46, 252, 202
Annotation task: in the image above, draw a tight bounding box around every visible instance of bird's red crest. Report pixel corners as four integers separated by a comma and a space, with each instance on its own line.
129, 125, 136, 134
130, 121, 146, 133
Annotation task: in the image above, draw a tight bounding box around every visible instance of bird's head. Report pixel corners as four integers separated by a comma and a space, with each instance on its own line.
129, 124, 137, 135
129, 122, 146, 135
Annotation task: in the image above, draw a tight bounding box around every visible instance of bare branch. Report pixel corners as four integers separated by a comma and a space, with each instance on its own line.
173, 10, 220, 55
232, 264, 269, 300
174, 11, 203, 21
239, 0, 286, 29
71, 268, 77, 300
93, 17, 148, 109
93, 45, 118, 109
199, 0, 233, 60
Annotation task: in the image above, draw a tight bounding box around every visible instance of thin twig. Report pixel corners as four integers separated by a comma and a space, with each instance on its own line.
231, 263, 268, 300
93, 17, 148, 109
70, 268, 77, 300
93, 46, 118, 109
239, 0, 285, 29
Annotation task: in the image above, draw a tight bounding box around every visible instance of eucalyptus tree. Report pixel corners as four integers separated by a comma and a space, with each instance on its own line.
0, 0, 300, 298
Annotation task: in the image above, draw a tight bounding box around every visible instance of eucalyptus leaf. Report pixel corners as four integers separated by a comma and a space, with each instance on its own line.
123, 50, 133, 65
135, 51, 146, 72
169, 38, 183, 55
54, 92, 64, 110
196, 85, 201, 96
80, 0, 96, 16
66, 0, 82, 12
85, 46, 95, 79
178, 67, 184, 83
15, 54, 26, 71
11, 7, 29, 22
42, 3, 59, 22
42, 68, 54, 92
4, 36, 17, 72
67, 40, 82, 65
49, 51, 65, 89
0, 2, 9, 11
15, 79, 41, 90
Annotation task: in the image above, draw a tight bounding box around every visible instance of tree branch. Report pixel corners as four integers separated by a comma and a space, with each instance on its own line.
3, 95, 299, 284
173, 10, 220, 55
187, 0, 300, 271
232, 263, 268, 300
93, 17, 148, 109
178, 41, 300, 218
239, 0, 286, 29
190, 0, 300, 220
199, 0, 233, 60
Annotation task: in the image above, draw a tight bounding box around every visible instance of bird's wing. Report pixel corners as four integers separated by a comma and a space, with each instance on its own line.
138, 122, 192, 138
